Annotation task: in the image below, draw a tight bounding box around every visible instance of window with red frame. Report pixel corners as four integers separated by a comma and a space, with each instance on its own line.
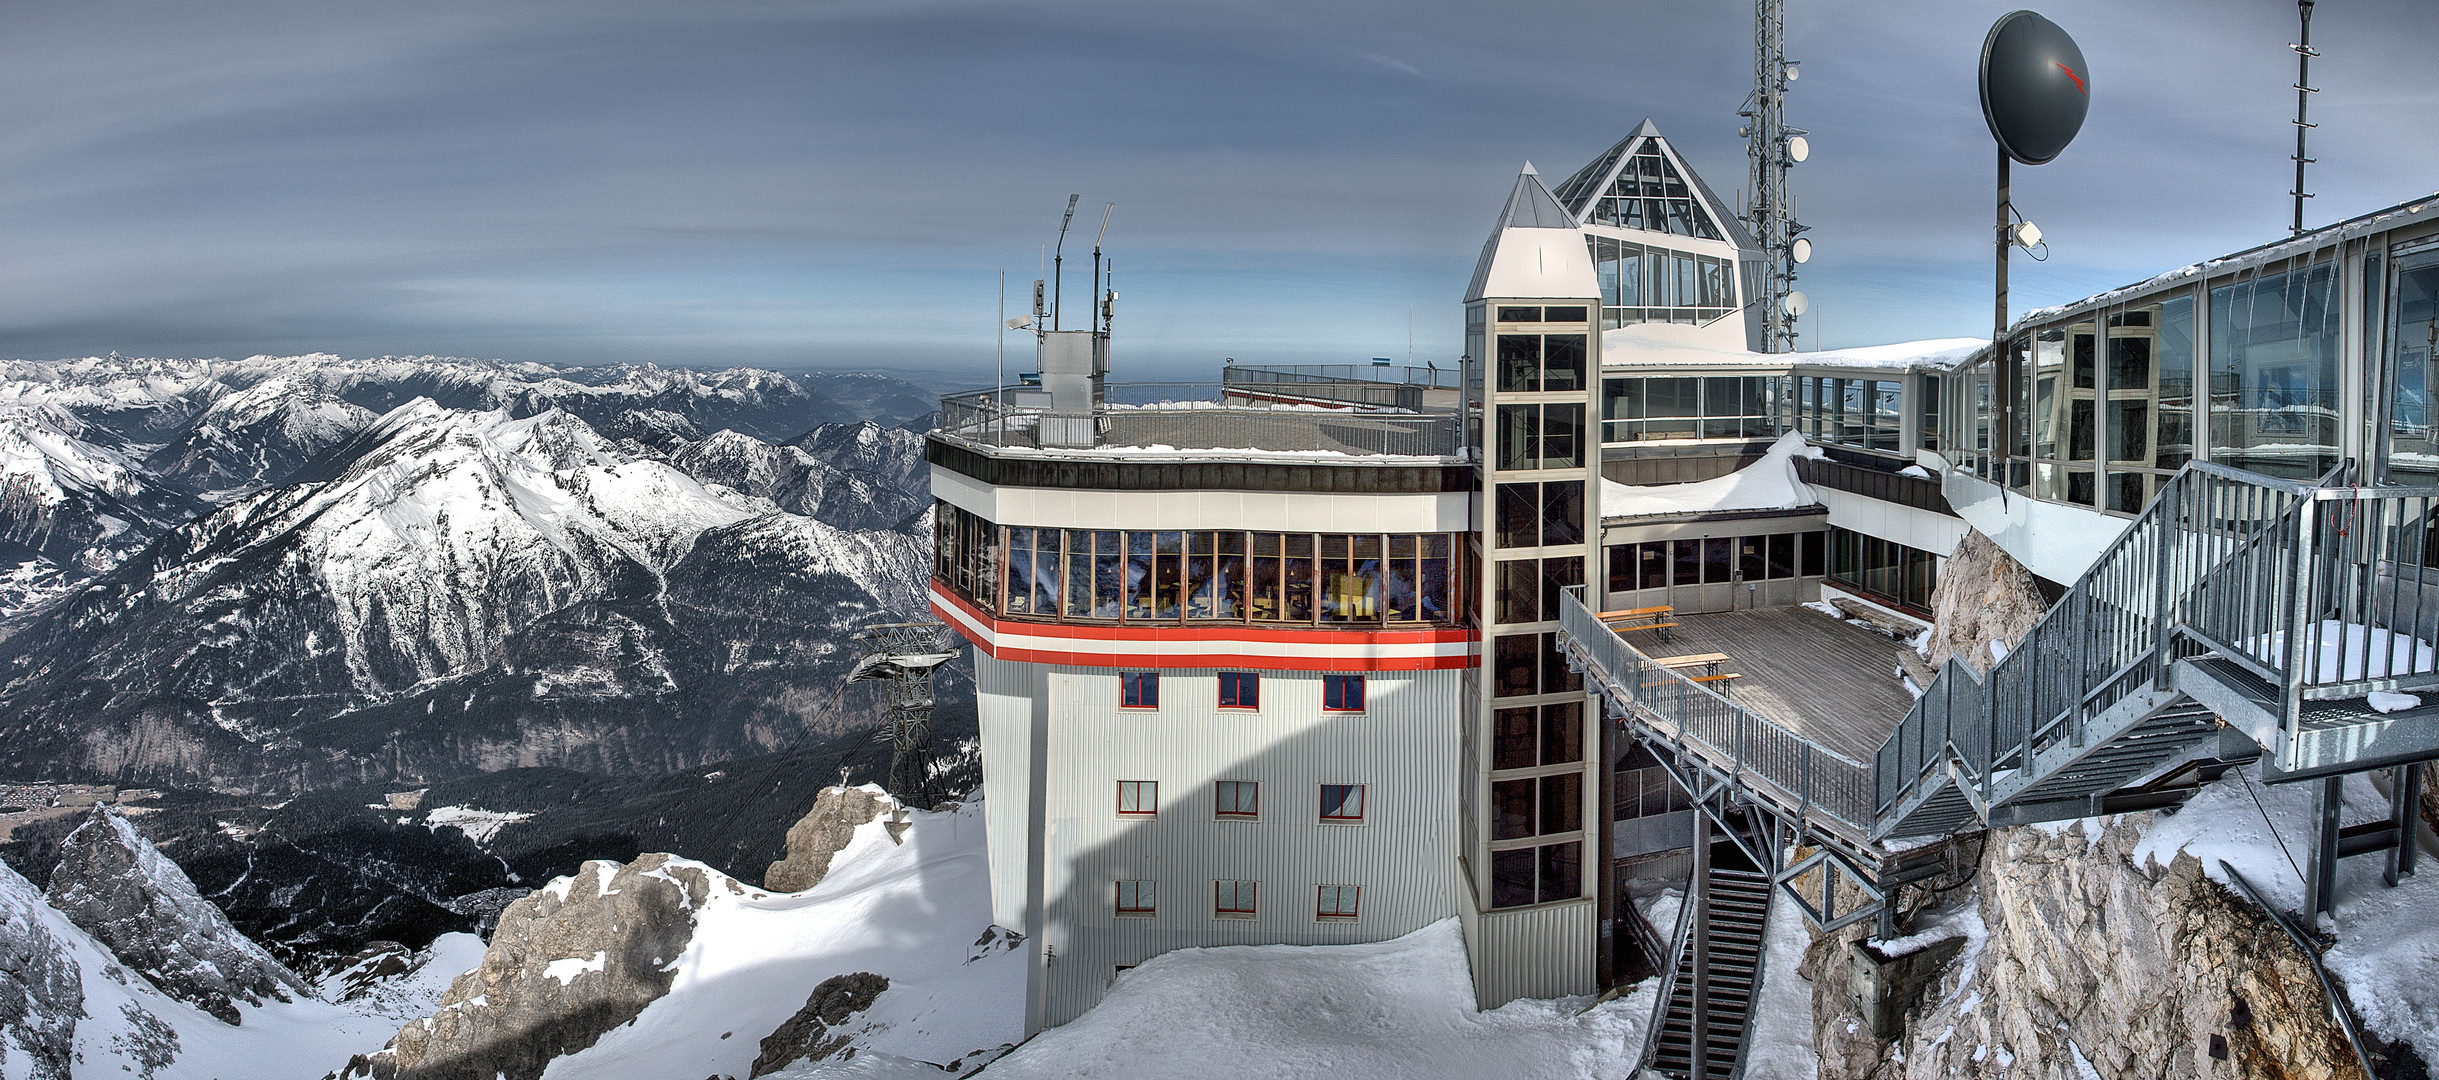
1319, 784, 1366, 823
1214, 780, 1259, 818
1218, 671, 1260, 709
1214, 879, 1258, 917
1116, 880, 1156, 916
1321, 673, 1365, 711
1119, 671, 1159, 709
1316, 884, 1360, 920
1116, 780, 1158, 816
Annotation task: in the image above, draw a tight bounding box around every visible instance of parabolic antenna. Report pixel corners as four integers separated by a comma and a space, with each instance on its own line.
1790, 237, 1813, 264
1782, 291, 1810, 317
1980, 10, 2090, 165
1785, 136, 1809, 163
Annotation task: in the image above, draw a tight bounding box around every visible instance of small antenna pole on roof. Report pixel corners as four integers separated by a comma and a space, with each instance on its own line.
1090, 203, 1114, 337
1051, 194, 1079, 331
2290, 0, 2319, 237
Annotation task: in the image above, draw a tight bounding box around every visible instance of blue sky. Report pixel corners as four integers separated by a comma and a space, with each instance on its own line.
0, 0, 2432, 383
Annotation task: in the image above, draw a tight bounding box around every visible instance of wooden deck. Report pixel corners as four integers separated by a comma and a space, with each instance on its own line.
1657, 608, 1918, 763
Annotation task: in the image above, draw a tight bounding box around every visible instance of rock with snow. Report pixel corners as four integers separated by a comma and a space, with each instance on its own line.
340, 853, 716, 1080
351, 797, 1023, 1080
765, 785, 894, 892
44, 807, 310, 1025
0, 858, 84, 1080
667, 422, 930, 532
751, 971, 891, 1077
1922, 529, 2048, 676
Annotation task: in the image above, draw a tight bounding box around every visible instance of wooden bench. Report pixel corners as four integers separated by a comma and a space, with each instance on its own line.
1599, 605, 1677, 644
1652, 652, 1732, 677
1644, 671, 1743, 695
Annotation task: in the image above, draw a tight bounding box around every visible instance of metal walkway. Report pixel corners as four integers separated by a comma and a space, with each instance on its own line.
1561, 461, 2439, 937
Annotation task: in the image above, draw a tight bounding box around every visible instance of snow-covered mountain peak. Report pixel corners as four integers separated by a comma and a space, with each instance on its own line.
0, 402, 144, 503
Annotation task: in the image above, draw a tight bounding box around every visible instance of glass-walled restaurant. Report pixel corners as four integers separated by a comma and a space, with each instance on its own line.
1941, 197, 2439, 513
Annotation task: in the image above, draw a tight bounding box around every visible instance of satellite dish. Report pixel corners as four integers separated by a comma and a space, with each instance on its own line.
1790, 237, 1813, 264
1785, 136, 1809, 163
1782, 291, 1810, 317
1980, 10, 2090, 165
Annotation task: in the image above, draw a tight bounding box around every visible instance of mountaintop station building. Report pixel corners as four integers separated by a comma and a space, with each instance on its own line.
925, 119, 2437, 1073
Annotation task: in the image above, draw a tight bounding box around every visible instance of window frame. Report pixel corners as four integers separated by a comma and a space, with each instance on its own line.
1315, 884, 1361, 921
1318, 783, 1367, 824
1116, 879, 1156, 917
1214, 879, 1259, 918
1116, 780, 1158, 817
1218, 671, 1261, 710
1321, 673, 1366, 713
1214, 779, 1260, 819
1118, 671, 1160, 710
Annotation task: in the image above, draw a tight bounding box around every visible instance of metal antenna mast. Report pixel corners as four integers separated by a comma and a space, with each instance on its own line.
1740, 0, 1808, 352
844, 622, 960, 809
2290, 0, 2318, 236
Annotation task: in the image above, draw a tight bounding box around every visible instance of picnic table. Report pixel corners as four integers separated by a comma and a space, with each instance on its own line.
1599, 605, 1677, 644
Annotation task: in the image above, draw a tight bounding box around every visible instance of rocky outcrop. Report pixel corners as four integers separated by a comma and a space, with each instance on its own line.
1924, 529, 2048, 674
45, 808, 306, 1025
0, 858, 83, 1080
765, 786, 893, 892
339, 853, 724, 1080
750, 971, 890, 1077
1810, 819, 2362, 1080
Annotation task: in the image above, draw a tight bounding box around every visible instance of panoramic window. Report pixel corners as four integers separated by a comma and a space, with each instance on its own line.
1489, 840, 1583, 908
1603, 376, 1774, 442
1118, 672, 1159, 709
2210, 262, 2343, 481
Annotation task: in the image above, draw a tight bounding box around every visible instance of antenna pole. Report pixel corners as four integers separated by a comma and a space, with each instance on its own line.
1995, 148, 2011, 346
2290, 0, 2318, 237
1052, 194, 1079, 331
1091, 203, 1113, 338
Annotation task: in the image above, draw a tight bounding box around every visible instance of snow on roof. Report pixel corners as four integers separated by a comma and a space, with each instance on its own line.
1602, 430, 1823, 519
1466, 168, 1599, 303
1601, 324, 1988, 373
2018, 192, 2439, 327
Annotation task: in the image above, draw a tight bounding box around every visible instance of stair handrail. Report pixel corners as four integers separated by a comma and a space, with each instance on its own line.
1636, 869, 1705, 1077
1873, 461, 2319, 836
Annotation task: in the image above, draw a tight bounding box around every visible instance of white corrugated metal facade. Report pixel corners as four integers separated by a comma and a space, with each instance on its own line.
976, 655, 1468, 1029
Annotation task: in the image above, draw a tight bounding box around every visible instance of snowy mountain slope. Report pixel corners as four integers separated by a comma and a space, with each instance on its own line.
342, 791, 1023, 1080
0, 398, 931, 793
0, 821, 480, 1080
0, 403, 197, 622
46, 809, 310, 1025
144, 376, 374, 500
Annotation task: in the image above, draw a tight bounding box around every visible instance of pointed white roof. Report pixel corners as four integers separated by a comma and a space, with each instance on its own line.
1465, 166, 1598, 302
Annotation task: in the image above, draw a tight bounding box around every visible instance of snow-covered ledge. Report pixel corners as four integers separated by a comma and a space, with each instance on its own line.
1935, 461, 2129, 585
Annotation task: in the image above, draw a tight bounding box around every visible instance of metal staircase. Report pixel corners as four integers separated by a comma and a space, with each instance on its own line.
1559, 459, 2439, 939
1647, 861, 1773, 1080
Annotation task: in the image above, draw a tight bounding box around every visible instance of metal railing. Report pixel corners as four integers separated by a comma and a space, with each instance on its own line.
935, 383, 1461, 457
1224, 362, 1465, 390
1876, 457, 2439, 830
1559, 585, 1874, 845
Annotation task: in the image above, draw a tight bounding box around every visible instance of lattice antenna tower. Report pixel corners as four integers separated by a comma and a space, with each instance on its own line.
843, 621, 960, 809
1739, 0, 1809, 352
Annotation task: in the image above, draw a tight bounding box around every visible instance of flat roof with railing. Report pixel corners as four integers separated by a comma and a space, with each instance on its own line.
933, 381, 1465, 461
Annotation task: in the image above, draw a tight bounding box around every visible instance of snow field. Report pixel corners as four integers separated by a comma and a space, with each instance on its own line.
981, 919, 1657, 1080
